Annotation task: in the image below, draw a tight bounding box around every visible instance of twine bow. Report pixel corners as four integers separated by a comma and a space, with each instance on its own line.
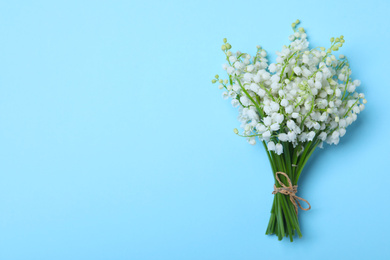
272, 172, 311, 215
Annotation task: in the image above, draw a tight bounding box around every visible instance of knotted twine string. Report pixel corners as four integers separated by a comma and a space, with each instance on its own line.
272, 172, 311, 215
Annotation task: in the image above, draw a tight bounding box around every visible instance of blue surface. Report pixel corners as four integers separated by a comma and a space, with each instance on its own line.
0, 0, 389, 259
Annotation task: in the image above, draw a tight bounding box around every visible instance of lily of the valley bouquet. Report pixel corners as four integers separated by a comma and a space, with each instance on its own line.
212, 20, 366, 241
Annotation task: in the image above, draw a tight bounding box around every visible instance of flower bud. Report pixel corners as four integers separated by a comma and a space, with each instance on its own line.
211, 79, 217, 84
233, 128, 239, 134
215, 74, 219, 79
221, 45, 226, 51
223, 38, 227, 43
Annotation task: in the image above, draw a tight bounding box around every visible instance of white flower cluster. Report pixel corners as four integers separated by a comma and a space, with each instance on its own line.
212, 20, 366, 155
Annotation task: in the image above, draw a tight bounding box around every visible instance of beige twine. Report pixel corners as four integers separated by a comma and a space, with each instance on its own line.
272, 172, 311, 215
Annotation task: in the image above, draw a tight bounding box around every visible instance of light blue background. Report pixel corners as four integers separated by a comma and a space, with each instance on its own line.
0, 0, 389, 259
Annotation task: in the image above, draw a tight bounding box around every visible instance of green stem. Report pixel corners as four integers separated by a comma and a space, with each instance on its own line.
236, 77, 265, 118
265, 140, 317, 241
